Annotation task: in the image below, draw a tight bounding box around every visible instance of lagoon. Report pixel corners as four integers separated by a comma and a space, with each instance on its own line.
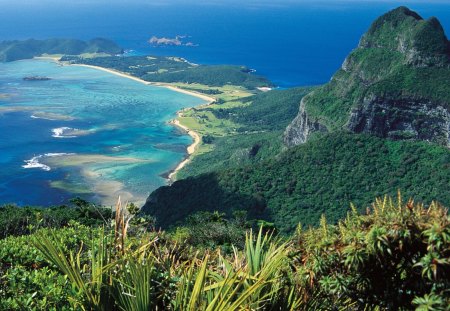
0, 59, 206, 206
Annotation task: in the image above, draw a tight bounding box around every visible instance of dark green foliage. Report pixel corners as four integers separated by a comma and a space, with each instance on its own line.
0, 203, 111, 238
213, 87, 313, 132
364, 6, 449, 57
201, 134, 215, 144
369, 66, 450, 103
63, 55, 191, 77
65, 55, 272, 89
181, 87, 223, 95
0, 223, 95, 310
303, 6, 450, 131
144, 133, 450, 233
0, 38, 122, 62
295, 196, 450, 309
178, 131, 283, 178
142, 65, 272, 89
171, 211, 250, 251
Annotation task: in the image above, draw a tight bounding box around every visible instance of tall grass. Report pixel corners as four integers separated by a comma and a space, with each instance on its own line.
32, 194, 449, 310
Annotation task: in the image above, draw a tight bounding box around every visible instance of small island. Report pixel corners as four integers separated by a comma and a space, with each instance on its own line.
148, 35, 198, 47
23, 76, 52, 81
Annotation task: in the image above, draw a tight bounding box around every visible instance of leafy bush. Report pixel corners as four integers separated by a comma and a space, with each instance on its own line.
0, 223, 96, 310
294, 194, 450, 309
2, 195, 448, 310
0, 203, 111, 238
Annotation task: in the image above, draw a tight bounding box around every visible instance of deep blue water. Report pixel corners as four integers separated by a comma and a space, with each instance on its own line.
0, 1, 449, 87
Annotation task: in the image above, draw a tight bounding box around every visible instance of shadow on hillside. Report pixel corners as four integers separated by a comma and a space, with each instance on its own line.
141, 173, 268, 229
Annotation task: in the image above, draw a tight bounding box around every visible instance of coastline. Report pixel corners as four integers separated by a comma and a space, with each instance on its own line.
36, 57, 214, 183
71, 64, 216, 103
34, 56, 215, 102
66, 63, 213, 182
167, 117, 201, 181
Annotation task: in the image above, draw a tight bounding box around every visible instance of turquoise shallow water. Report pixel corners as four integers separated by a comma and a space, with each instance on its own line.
0, 59, 206, 206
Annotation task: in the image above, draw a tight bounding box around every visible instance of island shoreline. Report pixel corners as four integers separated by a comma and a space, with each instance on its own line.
166, 117, 201, 181
71, 63, 216, 103
35, 56, 214, 184
68, 64, 214, 182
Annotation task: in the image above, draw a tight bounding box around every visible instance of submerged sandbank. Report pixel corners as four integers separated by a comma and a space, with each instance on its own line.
65, 61, 214, 183
44, 153, 153, 167
22, 58, 213, 203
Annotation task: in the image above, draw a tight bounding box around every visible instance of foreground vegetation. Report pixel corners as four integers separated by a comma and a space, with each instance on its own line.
1, 195, 448, 310
0, 198, 111, 239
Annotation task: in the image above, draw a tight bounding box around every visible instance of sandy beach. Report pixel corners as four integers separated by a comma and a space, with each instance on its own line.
167, 118, 201, 180
35, 57, 214, 190
65, 62, 213, 182
71, 64, 216, 103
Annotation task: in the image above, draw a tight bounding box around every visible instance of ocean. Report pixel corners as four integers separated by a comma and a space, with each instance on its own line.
0, 1, 449, 87
0, 60, 205, 206
0, 1, 449, 206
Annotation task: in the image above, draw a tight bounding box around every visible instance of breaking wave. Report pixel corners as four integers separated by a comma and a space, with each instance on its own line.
22, 153, 74, 171
52, 127, 77, 138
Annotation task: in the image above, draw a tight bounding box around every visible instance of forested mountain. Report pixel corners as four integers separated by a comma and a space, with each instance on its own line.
0, 38, 123, 62
142, 7, 450, 233
285, 6, 450, 147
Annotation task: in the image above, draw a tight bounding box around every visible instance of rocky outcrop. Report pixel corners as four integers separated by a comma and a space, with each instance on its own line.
358, 9, 450, 68
347, 94, 450, 147
284, 6, 450, 148
284, 97, 327, 147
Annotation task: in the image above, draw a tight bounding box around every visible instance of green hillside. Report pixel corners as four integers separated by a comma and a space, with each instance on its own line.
178, 87, 313, 178
0, 38, 123, 62
143, 133, 450, 233
143, 7, 450, 233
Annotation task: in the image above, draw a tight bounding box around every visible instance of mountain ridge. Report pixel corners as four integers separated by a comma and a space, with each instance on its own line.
284, 6, 450, 147
142, 7, 450, 232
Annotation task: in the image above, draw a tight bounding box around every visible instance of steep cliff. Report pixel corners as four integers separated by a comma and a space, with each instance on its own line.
284, 6, 450, 147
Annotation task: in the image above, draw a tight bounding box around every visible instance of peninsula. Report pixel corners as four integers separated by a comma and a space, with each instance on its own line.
0, 38, 123, 62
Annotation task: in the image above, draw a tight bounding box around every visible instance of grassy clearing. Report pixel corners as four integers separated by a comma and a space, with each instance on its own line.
172, 84, 258, 161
